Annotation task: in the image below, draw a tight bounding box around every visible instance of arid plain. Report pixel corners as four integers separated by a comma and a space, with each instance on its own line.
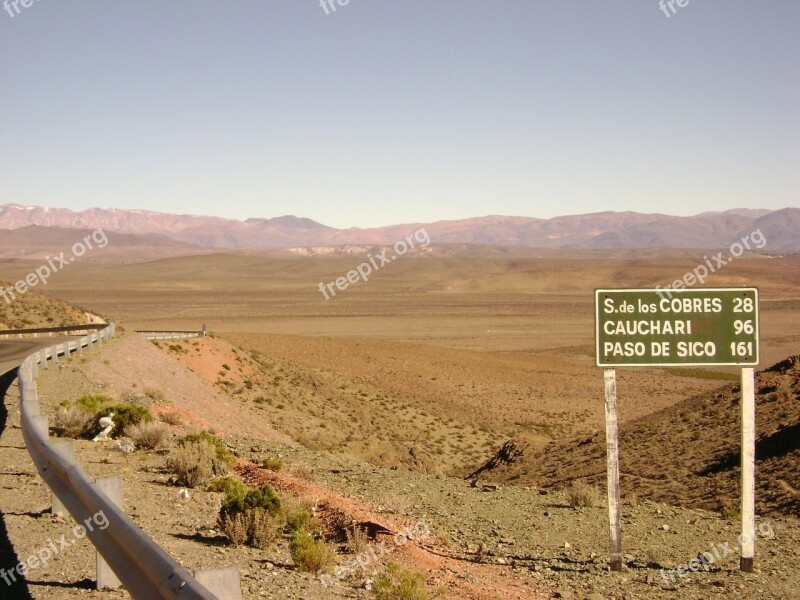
1, 250, 798, 473
1, 248, 800, 599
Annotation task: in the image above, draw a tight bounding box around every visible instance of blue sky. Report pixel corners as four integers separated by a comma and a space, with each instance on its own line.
1, 1, 797, 228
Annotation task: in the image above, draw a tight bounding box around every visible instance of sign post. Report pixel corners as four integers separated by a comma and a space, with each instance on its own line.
604, 368, 622, 571
740, 367, 756, 572
595, 287, 759, 572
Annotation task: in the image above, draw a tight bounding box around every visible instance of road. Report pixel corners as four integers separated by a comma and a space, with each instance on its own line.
0, 338, 76, 376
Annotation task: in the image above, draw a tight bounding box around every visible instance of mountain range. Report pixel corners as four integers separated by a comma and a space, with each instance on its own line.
0, 204, 797, 251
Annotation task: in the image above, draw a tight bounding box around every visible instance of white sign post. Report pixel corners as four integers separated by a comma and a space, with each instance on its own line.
740, 367, 756, 572
604, 369, 622, 572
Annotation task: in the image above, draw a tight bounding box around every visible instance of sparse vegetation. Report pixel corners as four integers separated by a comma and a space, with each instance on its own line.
51, 406, 91, 438
179, 431, 236, 467
566, 481, 603, 508
143, 387, 166, 402
345, 525, 369, 554
166, 440, 216, 488
75, 394, 114, 413
158, 410, 183, 426
88, 404, 153, 439
289, 528, 333, 575
261, 457, 284, 471
125, 421, 171, 450
373, 562, 434, 600
218, 482, 284, 548
208, 476, 247, 496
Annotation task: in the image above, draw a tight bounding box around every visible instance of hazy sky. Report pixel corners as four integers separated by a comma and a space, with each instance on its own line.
1, 2, 798, 228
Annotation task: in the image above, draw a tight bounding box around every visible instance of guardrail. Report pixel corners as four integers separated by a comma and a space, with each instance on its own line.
137, 330, 207, 342
0, 323, 107, 339
13, 324, 232, 599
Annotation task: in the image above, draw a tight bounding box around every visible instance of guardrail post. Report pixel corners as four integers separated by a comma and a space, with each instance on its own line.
77, 339, 83, 355
64, 341, 72, 359
88, 333, 94, 351
92, 477, 124, 590
49, 440, 74, 516
40, 347, 48, 369
51, 344, 59, 365
195, 566, 242, 600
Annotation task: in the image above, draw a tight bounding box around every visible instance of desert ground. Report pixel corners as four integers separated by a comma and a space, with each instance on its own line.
0, 248, 798, 599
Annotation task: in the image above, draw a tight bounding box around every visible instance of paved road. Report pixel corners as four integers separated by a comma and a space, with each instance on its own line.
0, 338, 75, 376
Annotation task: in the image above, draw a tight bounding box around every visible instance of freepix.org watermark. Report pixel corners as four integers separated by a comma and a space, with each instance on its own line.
3, 0, 42, 19
319, 518, 430, 587
319, 0, 350, 15
656, 229, 766, 300
659, 0, 692, 19
318, 228, 430, 300
659, 521, 775, 586
0, 228, 108, 305
1, 510, 110, 586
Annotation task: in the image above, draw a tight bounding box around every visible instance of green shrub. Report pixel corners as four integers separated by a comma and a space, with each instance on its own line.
289, 529, 333, 575
75, 394, 114, 413
373, 562, 432, 600
180, 432, 236, 466
261, 457, 284, 471
219, 483, 281, 520
87, 404, 153, 439
217, 482, 284, 548
285, 506, 314, 533
208, 477, 248, 497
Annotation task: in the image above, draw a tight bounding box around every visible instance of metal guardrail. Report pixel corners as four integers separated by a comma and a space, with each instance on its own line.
137, 330, 206, 342
0, 323, 107, 338
15, 324, 221, 599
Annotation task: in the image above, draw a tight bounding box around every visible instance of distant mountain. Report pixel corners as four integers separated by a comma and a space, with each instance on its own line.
0, 204, 797, 250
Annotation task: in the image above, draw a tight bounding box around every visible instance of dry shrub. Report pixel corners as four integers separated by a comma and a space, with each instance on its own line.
159, 411, 183, 426
51, 406, 90, 438
219, 512, 248, 546
219, 509, 283, 548
166, 441, 215, 488
345, 525, 370, 554
249, 510, 284, 549
125, 421, 171, 451
143, 387, 166, 402
566, 481, 603, 508
291, 464, 314, 481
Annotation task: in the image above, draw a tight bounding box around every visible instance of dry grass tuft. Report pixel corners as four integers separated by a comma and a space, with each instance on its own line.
566, 481, 603, 508
125, 421, 171, 450
51, 406, 91, 438
158, 410, 183, 426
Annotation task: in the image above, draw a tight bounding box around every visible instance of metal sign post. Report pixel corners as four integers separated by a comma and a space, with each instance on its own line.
595, 287, 759, 573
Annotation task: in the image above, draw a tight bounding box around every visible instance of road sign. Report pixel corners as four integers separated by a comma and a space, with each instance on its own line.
595, 287, 759, 367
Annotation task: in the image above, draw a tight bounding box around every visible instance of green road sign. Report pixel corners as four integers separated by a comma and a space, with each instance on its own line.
595, 288, 759, 367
